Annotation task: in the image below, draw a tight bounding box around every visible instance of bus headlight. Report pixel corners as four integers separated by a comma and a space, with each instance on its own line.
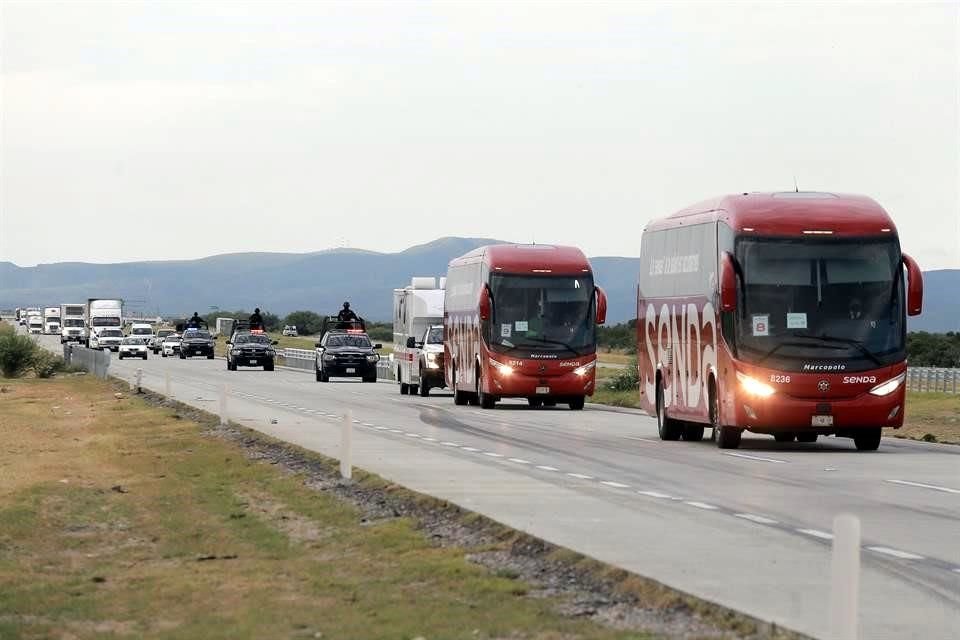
736, 371, 775, 397
488, 358, 513, 376
869, 372, 906, 396
573, 361, 597, 377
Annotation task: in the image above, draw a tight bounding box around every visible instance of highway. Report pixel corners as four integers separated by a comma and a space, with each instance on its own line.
39, 334, 960, 639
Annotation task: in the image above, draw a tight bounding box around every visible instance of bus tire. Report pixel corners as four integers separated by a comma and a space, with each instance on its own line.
774, 432, 795, 443
477, 367, 496, 409
709, 382, 741, 449
853, 429, 881, 451
528, 398, 543, 408
568, 396, 585, 411
797, 433, 818, 443
453, 367, 468, 406
656, 381, 683, 441
682, 424, 704, 441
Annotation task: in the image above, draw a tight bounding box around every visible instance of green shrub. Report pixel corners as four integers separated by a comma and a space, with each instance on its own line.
0, 331, 39, 378
606, 358, 639, 392
32, 350, 65, 379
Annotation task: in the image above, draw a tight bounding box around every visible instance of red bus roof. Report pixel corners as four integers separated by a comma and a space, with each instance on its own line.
645, 192, 898, 238
449, 244, 593, 275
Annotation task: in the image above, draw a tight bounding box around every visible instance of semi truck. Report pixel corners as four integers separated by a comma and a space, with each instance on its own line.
60, 303, 87, 344
86, 298, 123, 348
393, 277, 446, 396
636, 191, 922, 451
27, 310, 43, 334
43, 307, 61, 335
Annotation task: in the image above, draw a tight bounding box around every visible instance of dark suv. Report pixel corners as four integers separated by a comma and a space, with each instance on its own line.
227, 331, 277, 371
315, 331, 381, 382
179, 329, 215, 359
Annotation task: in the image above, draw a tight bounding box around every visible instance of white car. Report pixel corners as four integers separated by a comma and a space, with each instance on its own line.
129, 323, 155, 344
161, 334, 182, 357
118, 336, 149, 360
282, 325, 298, 337
92, 328, 124, 351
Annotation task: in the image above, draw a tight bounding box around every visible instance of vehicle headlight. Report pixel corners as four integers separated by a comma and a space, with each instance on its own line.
869, 372, 906, 397
488, 358, 513, 376
573, 361, 597, 377
323, 354, 336, 361
736, 371, 775, 397
231, 349, 241, 356
366, 354, 379, 362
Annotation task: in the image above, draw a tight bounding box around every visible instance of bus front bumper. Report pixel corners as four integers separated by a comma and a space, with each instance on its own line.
487, 370, 596, 399
732, 388, 905, 434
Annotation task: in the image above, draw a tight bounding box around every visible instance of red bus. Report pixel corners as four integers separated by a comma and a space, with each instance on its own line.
637, 192, 923, 450
444, 244, 608, 410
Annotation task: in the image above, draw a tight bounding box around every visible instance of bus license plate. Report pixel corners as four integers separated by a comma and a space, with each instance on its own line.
536, 386, 550, 395
346, 367, 356, 374
811, 415, 833, 427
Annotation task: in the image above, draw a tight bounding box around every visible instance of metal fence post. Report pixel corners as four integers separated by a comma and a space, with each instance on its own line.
164, 371, 172, 396
829, 514, 861, 640
219, 384, 228, 426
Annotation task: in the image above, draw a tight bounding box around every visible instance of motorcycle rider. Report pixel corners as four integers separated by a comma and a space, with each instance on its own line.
249, 308, 265, 331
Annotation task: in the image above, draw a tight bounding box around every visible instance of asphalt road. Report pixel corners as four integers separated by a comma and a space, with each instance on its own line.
39, 334, 960, 639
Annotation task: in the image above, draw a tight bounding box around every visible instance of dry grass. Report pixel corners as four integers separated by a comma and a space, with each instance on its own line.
0, 377, 652, 640
895, 392, 960, 444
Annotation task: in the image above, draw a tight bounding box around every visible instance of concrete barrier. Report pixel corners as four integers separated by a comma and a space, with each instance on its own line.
65, 344, 111, 379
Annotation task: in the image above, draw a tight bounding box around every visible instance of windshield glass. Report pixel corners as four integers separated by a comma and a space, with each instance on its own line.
234, 334, 271, 345
327, 335, 372, 348
426, 327, 443, 344
164, 336, 182, 343
157, 330, 174, 338
122, 337, 144, 345
100, 329, 123, 337
735, 237, 904, 371
131, 327, 153, 335
64, 319, 85, 327
91, 317, 121, 327
184, 330, 212, 339
488, 274, 595, 356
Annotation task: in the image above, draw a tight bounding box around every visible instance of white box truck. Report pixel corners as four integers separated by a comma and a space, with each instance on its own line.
392, 277, 446, 396
86, 298, 123, 349
27, 310, 43, 334
60, 303, 87, 344
43, 307, 61, 335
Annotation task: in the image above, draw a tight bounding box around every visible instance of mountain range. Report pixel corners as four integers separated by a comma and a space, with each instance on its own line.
1, 238, 957, 332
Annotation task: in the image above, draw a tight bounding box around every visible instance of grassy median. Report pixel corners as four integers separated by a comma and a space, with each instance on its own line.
0, 376, 654, 640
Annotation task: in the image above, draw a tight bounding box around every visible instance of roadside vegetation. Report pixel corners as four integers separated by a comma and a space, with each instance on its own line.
0, 322, 70, 379
896, 392, 960, 444
0, 376, 666, 640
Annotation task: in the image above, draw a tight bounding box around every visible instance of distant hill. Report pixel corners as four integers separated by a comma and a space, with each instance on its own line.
0, 240, 955, 330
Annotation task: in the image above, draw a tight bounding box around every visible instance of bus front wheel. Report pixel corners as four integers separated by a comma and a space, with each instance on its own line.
853, 428, 881, 451
710, 383, 741, 449
453, 367, 468, 406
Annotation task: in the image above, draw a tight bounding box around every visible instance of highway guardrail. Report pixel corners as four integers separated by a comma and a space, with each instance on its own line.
906, 367, 958, 394
63, 344, 111, 379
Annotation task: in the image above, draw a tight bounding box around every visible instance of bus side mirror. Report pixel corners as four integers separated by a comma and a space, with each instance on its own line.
720, 252, 738, 312
406, 336, 417, 349
903, 253, 923, 316
478, 286, 492, 321
595, 286, 607, 325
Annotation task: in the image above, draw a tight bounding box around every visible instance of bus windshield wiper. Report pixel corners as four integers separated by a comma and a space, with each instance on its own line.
754, 340, 841, 366
792, 332, 884, 368
516, 337, 581, 355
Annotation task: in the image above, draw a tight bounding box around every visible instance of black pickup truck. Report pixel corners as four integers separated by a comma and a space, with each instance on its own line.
314, 318, 380, 383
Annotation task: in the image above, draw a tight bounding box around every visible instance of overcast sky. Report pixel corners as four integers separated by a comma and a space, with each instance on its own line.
1, 1, 958, 269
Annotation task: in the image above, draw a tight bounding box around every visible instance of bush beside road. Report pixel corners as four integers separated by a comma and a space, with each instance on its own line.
0, 376, 667, 640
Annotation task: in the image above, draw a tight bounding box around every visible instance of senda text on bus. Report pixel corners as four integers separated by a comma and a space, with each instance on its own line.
444, 244, 607, 411
637, 192, 923, 451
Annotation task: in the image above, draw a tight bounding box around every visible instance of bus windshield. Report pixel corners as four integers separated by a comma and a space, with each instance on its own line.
488, 274, 595, 356
734, 237, 904, 371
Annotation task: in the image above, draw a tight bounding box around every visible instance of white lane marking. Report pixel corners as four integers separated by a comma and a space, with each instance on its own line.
483, 452, 503, 458
685, 501, 718, 510
421, 437, 437, 442
723, 452, 787, 464
735, 513, 779, 525
625, 436, 658, 443
508, 458, 531, 464
638, 490, 674, 499
461, 447, 480, 452
797, 529, 834, 540
536, 465, 559, 472
441, 441, 460, 447
866, 547, 925, 560
567, 473, 594, 480
375, 426, 388, 431
362, 422, 374, 427
953, 568, 960, 574
601, 481, 630, 488
885, 479, 960, 495
405, 433, 421, 438
389, 429, 403, 434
